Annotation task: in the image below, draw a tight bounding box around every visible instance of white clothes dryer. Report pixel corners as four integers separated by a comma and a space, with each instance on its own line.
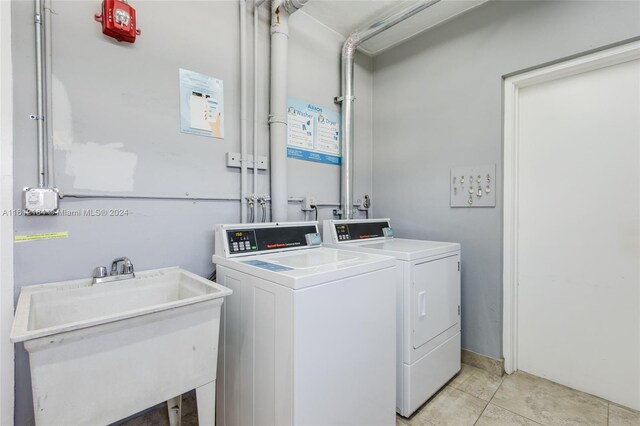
323, 218, 461, 417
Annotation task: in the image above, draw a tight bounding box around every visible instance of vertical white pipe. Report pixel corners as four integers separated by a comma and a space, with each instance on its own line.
240, 0, 249, 222
253, 0, 261, 222
267, 0, 307, 222
269, 0, 288, 222
44, 0, 54, 187
35, 0, 46, 187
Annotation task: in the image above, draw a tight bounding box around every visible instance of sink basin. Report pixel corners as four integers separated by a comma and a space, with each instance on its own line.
12, 267, 230, 342
11, 267, 231, 426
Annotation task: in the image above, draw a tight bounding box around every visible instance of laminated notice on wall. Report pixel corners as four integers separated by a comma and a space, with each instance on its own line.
287, 98, 341, 165
179, 69, 224, 139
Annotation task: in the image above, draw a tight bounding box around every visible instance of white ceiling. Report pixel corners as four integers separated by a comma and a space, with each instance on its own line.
300, 0, 490, 56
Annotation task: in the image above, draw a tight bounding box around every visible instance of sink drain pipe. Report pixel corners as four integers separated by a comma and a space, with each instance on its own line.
339, 0, 441, 219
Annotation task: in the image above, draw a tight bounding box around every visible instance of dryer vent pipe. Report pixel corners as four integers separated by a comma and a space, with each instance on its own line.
339, 0, 441, 219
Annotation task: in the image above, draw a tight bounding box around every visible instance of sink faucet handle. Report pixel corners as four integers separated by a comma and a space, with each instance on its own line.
122, 262, 134, 274
93, 266, 108, 279
110, 256, 133, 276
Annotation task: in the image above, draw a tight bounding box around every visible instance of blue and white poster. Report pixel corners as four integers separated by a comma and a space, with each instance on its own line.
287, 98, 341, 165
179, 68, 224, 139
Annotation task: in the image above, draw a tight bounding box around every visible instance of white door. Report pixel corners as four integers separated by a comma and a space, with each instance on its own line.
515, 55, 640, 410
412, 255, 460, 349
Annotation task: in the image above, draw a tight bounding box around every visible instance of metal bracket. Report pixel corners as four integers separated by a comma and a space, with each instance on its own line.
268, 113, 287, 125
334, 96, 355, 104
29, 115, 44, 121
226, 152, 268, 171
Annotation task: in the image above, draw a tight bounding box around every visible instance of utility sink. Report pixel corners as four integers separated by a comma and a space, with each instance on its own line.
11, 267, 231, 426
11, 267, 231, 342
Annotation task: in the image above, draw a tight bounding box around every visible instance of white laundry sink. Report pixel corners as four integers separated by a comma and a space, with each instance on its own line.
11, 267, 231, 426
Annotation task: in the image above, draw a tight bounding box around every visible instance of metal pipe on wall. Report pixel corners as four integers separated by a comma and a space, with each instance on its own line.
339, 0, 441, 218
44, 0, 54, 187
34, 0, 47, 188
62, 193, 244, 202
240, 0, 249, 222
253, 0, 260, 221
268, 0, 308, 222
253, 0, 268, 222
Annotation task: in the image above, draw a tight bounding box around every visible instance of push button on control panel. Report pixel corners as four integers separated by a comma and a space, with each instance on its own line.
335, 224, 351, 241
227, 230, 258, 254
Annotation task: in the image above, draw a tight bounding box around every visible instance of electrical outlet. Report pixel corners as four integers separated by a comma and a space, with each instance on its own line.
301, 196, 316, 212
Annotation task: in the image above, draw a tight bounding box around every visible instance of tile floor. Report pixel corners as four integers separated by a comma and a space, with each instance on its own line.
116, 390, 198, 426
120, 364, 639, 426
397, 364, 640, 426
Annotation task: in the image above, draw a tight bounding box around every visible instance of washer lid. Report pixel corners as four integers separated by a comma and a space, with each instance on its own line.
334, 238, 460, 261
267, 249, 362, 269
213, 247, 395, 290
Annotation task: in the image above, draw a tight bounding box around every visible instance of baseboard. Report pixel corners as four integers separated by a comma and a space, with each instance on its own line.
461, 349, 504, 377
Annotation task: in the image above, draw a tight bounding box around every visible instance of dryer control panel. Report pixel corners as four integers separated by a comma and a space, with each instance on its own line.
325, 219, 392, 244
217, 222, 321, 257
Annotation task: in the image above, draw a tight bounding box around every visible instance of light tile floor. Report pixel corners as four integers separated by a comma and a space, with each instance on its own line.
397, 364, 640, 426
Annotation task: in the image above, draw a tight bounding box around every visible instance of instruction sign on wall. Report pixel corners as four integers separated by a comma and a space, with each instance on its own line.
179, 69, 224, 139
287, 98, 341, 165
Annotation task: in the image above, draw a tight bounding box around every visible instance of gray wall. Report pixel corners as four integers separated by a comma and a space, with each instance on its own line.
11, 2, 372, 424
372, 0, 640, 359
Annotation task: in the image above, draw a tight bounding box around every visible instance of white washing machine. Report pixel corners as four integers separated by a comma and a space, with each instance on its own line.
213, 221, 397, 426
323, 218, 461, 417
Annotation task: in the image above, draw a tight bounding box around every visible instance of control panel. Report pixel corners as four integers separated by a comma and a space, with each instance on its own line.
226, 230, 258, 254
217, 222, 321, 257
326, 219, 392, 243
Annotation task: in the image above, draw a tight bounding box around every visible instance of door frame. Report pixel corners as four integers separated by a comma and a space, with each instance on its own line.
502, 40, 640, 374
0, 0, 14, 423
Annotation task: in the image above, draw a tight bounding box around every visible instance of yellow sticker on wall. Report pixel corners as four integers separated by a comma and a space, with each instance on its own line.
14, 232, 69, 243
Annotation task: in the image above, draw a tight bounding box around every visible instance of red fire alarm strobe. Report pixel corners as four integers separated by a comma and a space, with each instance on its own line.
95, 0, 141, 43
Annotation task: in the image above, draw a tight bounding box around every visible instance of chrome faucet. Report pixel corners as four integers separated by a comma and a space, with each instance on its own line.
93, 257, 136, 284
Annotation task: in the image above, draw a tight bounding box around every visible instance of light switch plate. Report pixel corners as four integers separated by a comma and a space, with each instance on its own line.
450, 164, 496, 207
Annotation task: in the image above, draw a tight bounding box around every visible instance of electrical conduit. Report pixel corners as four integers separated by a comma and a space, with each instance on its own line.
34, 0, 47, 187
